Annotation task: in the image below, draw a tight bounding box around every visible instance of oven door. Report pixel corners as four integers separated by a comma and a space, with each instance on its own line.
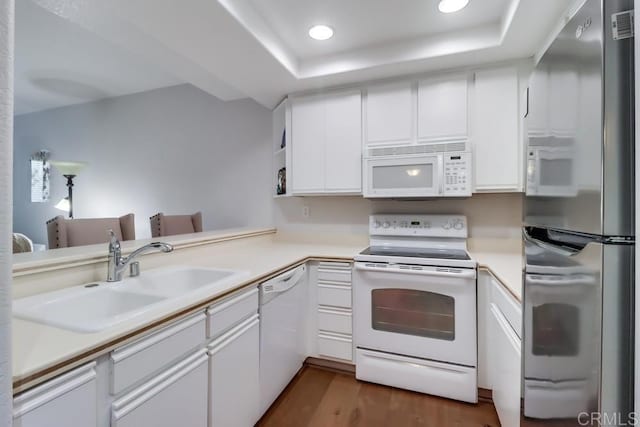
353, 262, 476, 367
364, 154, 442, 198
526, 148, 577, 197
524, 273, 598, 382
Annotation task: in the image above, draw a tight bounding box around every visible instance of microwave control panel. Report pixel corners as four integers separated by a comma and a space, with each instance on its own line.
443, 153, 471, 196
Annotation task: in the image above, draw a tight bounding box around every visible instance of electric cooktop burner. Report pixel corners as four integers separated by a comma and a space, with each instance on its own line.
360, 246, 471, 261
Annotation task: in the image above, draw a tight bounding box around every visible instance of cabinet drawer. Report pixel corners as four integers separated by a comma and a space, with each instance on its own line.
112, 350, 208, 427
14, 363, 97, 427
317, 332, 353, 361
490, 275, 522, 338
318, 262, 352, 283
207, 286, 258, 339
110, 313, 206, 395
318, 283, 352, 308
318, 307, 352, 335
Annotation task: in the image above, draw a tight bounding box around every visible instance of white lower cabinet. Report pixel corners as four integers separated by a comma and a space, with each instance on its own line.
208, 315, 260, 427
13, 362, 97, 427
490, 304, 521, 427
483, 270, 522, 427
312, 262, 354, 362
111, 350, 208, 427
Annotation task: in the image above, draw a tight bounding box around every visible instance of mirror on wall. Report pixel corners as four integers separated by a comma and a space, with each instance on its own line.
12, 0, 273, 256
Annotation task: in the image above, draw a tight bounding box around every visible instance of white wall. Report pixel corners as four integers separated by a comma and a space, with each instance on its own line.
13, 84, 273, 244
0, 0, 13, 424
274, 193, 523, 239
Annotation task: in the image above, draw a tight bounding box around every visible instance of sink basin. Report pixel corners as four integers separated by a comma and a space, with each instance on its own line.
13, 266, 250, 333
13, 285, 167, 333
125, 266, 250, 298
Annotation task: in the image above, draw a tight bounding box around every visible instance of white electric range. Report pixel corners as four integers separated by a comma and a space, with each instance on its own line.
353, 214, 478, 403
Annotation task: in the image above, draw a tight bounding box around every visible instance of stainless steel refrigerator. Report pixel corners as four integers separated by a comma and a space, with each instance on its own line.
522, 0, 635, 425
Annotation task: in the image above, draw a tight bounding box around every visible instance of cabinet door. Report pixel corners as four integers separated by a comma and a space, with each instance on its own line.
13, 363, 97, 427
209, 315, 260, 426
490, 303, 522, 427
291, 96, 325, 193
418, 76, 468, 141
527, 66, 549, 136
325, 91, 362, 192
548, 66, 579, 137
112, 351, 208, 427
365, 82, 413, 145
473, 68, 521, 191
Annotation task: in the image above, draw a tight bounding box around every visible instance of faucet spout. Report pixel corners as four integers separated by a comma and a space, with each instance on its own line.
107, 231, 174, 282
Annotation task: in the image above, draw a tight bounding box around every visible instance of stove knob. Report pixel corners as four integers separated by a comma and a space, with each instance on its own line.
383, 221, 391, 229
373, 221, 382, 229
454, 221, 464, 230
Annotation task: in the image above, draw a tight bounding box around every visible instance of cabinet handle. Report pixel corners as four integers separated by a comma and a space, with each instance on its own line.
208, 314, 259, 355
111, 350, 208, 420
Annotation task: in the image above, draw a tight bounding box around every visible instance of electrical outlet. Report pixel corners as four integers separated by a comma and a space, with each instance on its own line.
302, 206, 310, 218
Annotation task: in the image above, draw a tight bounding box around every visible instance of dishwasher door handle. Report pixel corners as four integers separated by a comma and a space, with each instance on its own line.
262, 265, 306, 295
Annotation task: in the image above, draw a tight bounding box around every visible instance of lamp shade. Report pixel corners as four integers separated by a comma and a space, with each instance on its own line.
50, 160, 87, 176
55, 197, 70, 212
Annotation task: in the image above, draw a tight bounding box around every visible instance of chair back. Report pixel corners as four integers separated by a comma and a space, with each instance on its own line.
150, 212, 203, 237
47, 214, 135, 249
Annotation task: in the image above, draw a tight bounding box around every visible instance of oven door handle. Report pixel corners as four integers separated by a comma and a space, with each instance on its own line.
526, 275, 593, 286
354, 263, 476, 279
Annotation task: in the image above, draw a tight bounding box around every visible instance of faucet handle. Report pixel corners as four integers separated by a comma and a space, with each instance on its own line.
108, 229, 120, 250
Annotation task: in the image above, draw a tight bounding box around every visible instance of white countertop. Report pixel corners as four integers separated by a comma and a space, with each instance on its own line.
12, 229, 523, 391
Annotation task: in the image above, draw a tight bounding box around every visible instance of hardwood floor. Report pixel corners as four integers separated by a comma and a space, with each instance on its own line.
257, 367, 501, 427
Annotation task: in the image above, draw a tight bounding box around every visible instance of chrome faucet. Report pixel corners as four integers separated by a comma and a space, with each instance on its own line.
107, 230, 174, 282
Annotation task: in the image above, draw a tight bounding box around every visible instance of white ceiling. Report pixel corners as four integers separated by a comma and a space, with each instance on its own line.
246, 0, 510, 60
23, 0, 576, 110
14, 0, 183, 115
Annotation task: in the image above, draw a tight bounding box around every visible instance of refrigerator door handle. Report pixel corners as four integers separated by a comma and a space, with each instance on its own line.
522, 227, 579, 256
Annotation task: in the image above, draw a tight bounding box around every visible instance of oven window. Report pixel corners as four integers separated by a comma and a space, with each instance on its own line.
539, 158, 572, 186
371, 289, 455, 340
372, 164, 433, 189
532, 303, 579, 356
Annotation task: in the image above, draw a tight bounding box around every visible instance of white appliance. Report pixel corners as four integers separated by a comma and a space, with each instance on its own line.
522, 243, 599, 419
526, 141, 577, 197
259, 264, 306, 415
363, 142, 471, 198
353, 214, 478, 403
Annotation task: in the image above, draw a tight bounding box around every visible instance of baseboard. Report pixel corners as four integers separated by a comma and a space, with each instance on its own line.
304, 356, 356, 374
478, 387, 493, 403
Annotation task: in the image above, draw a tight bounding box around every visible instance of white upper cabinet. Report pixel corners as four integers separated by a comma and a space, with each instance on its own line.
365, 82, 413, 145
291, 95, 326, 193
418, 76, 468, 142
472, 67, 521, 192
291, 90, 362, 195
325, 92, 362, 192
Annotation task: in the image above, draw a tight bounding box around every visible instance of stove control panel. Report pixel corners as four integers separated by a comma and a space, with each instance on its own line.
369, 215, 468, 238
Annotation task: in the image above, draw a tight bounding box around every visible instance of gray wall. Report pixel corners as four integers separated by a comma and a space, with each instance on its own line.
13, 84, 274, 245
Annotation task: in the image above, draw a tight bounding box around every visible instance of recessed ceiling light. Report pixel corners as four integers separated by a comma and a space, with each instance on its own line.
438, 0, 469, 13
308, 25, 334, 40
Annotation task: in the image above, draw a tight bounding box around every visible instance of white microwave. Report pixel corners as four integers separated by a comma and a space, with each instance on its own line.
363, 144, 472, 198
526, 146, 577, 197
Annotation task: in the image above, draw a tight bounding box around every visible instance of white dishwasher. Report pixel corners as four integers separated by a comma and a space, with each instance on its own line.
259, 264, 307, 415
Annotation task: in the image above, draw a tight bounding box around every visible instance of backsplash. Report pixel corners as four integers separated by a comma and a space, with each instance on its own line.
274, 193, 523, 239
